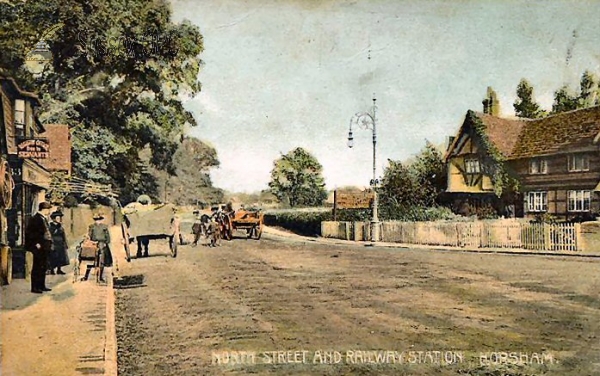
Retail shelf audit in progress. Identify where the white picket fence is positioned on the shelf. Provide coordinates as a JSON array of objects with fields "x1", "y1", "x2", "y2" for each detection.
[{"x1": 321, "y1": 220, "x2": 581, "y2": 251}]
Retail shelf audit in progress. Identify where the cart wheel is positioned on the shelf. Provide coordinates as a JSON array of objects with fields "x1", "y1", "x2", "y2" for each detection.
[
  {"x1": 222, "y1": 216, "x2": 233, "y2": 240},
  {"x1": 121, "y1": 223, "x2": 131, "y2": 262},
  {"x1": 0, "y1": 246, "x2": 12, "y2": 285},
  {"x1": 125, "y1": 242, "x2": 131, "y2": 262},
  {"x1": 254, "y1": 224, "x2": 263, "y2": 240},
  {"x1": 73, "y1": 257, "x2": 80, "y2": 283},
  {"x1": 170, "y1": 236, "x2": 178, "y2": 258}
]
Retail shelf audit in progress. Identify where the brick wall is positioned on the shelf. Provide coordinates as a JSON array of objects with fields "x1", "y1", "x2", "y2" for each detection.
[{"x1": 39, "y1": 123, "x2": 71, "y2": 174}]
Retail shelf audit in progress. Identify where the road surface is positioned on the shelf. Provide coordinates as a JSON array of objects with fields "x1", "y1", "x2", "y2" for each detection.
[{"x1": 115, "y1": 232, "x2": 600, "y2": 376}]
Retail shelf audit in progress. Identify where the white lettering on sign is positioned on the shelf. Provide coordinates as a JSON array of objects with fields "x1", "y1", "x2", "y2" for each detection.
[{"x1": 17, "y1": 139, "x2": 49, "y2": 159}]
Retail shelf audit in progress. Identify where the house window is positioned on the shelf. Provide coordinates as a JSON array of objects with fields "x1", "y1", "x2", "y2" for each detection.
[
  {"x1": 568, "y1": 190, "x2": 591, "y2": 212},
  {"x1": 14, "y1": 99, "x2": 25, "y2": 137},
  {"x1": 529, "y1": 158, "x2": 548, "y2": 174},
  {"x1": 465, "y1": 158, "x2": 480, "y2": 174},
  {"x1": 568, "y1": 154, "x2": 590, "y2": 172},
  {"x1": 526, "y1": 191, "x2": 548, "y2": 212}
]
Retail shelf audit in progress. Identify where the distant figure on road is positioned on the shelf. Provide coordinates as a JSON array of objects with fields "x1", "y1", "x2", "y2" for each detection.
[
  {"x1": 209, "y1": 217, "x2": 221, "y2": 247},
  {"x1": 49, "y1": 210, "x2": 69, "y2": 275},
  {"x1": 171, "y1": 207, "x2": 183, "y2": 245},
  {"x1": 25, "y1": 202, "x2": 53, "y2": 293}
]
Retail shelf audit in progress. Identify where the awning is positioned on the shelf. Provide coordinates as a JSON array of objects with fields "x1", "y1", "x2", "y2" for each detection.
[{"x1": 21, "y1": 159, "x2": 51, "y2": 189}]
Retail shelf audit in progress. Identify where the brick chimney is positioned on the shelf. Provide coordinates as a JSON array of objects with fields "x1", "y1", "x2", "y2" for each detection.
[{"x1": 482, "y1": 87, "x2": 500, "y2": 116}]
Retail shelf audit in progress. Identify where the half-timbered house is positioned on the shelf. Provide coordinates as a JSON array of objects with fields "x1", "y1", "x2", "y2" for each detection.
[{"x1": 445, "y1": 89, "x2": 600, "y2": 220}]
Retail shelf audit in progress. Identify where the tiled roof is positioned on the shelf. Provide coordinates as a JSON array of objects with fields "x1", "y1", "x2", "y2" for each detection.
[
  {"x1": 509, "y1": 105, "x2": 600, "y2": 159},
  {"x1": 474, "y1": 112, "x2": 525, "y2": 157}
]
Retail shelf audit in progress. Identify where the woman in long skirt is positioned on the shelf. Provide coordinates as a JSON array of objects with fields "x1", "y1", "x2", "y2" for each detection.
[{"x1": 49, "y1": 211, "x2": 70, "y2": 275}]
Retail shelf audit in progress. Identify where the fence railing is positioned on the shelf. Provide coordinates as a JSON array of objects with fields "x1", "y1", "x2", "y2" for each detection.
[{"x1": 321, "y1": 220, "x2": 581, "y2": 251}]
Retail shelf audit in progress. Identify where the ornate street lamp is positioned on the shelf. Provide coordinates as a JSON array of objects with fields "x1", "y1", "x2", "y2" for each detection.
[{"x1": 347, "y1": 96, "x2": 380, "y2": 243}]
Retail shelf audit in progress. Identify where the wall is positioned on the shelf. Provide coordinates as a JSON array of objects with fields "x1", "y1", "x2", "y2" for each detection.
[
  {"x1": 447, "y1": 156, "x2": 494, "y2": 194},
  {"x1": 62, "y1": 205, "x2": 119, "y2": 243},
  {"x1": 579, "y1": 222, "x2": 600, "y2": 253},
  {"x1": 21, "y1": 204, "x2": 120, "y2": 280}
]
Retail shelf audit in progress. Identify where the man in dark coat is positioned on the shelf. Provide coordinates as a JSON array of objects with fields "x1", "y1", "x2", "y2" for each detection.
[
  {"x1": 49, "y1": 210, "x2": 69, "y2": 275},
  {"x1": 25, "y1": 201, "x2": 53, "y2": 293}
]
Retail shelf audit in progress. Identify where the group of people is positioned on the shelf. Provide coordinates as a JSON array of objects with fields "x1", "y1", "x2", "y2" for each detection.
[
  {"x1": 191, "y1": 205, "x2": 230, "y2": 247},
  {"x1": 25, "y1": 201, "x2": 113, "y2": 294}
]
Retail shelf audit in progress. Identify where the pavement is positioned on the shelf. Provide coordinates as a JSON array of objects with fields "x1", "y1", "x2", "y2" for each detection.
[
  {"x1": 0, "y1": 226, "x2": 123, "y2": 376},
  {"x1": 1, "y1": 224, "x2": 598, "y2": 376}
]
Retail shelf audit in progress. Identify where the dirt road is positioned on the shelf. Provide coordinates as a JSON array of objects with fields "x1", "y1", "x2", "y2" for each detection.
[{"x1": 115, "y1": 233, "x2": 600, "y2": 376}]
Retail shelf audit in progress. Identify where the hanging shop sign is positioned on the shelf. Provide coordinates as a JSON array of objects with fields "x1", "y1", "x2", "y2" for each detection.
[{"x1": 17, "y1": 138, "x2": 49, "y2": 159}]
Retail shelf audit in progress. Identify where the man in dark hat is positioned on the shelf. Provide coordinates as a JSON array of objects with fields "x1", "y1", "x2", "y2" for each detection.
[
  {"x1": 25, "y1": 201, "x2": 53, "y2": 293},
  {"x1": 49, "y1": 210, "x2": 69, "y2": 275}
]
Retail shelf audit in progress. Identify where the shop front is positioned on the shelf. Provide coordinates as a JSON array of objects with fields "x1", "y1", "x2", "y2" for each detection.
[{"x1": 6, "y1": 156, "x2": 51, "y2": 278}]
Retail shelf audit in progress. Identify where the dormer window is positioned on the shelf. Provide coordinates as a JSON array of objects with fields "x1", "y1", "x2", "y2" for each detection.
[
  {"x1": 568, "y1": 154, "x2": 589, "y2": 172},
  {"x1": 529, "y1": 158, "x2": 548, "y2": 174},
  {"x1": 14, "y1": 99, "x2": 25, "y2": 137},
  {"x1": 465, "y1": 158, "x2": 480, "y2": 174}
]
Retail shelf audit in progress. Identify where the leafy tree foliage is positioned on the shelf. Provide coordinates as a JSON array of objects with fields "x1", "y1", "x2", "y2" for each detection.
[
  {"x1": 268, "y1": 148, "x2": 327, "y2": 207},
  {"x1": 552, "y1": 71, "x2": 599, "y2": 114},
  {"x1": 0, "y1": 0, "x2": 207, "y2": 204},
  {"x1": 379, "y1": 142, "x2": 447, "y2": 219},
  {"x1": 144, "y1": 137, "x2": 223, "y2": 206},
  {"x1": 513, "y1": 79, "x2": 546, "y2": 118},
  {"x1": 552, "y1": 86, "x2": 579, "y2": 114},
  {"x1": 579, "y1": 70, "x2": 599, "y2": 108}
]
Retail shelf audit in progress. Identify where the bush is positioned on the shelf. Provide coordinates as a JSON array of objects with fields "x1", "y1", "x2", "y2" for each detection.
[
  {"x1": 264, "y1": 210, "x2": 330, "y2": 236},
  {"x1": 63, "y1": 195, "x2": 79, "y2": 208},
  {"x1": 379, "y1": 204, "x2": 459, "y2": 221}
]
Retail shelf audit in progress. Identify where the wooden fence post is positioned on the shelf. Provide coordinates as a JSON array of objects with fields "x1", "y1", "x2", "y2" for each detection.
[
  {"x1": 575, "y1": 223, "x2": 581, "y2": 251},
  {"x1": 544, "y1": 223, "x2": 551, "y2": 251}
]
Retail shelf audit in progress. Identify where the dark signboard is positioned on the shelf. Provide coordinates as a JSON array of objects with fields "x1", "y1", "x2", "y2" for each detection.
[
  {"x1": 17, "y1": 138, "x2": 49, "y2": 159},
  {"x1": 336, "y1": 190, "x2": 374, "y2": 209}
]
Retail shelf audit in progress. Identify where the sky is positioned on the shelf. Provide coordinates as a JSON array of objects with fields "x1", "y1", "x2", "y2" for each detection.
[{"x1": 169, "y1": 0, "x2": 600, "y2": 193}]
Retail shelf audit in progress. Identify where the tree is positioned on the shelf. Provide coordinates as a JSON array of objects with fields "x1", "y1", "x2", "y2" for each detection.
[
  {"x1": 551, "y1": 86, "x2": 579, "y2": 114},
  {"x1": 379, "y1": 142, "x2": 446, "y2": 211},
  {"x1": 268, "y1": 148, "x2": 327, "y2": 207},
  {"x1": 145, "y1": 137, "x2": 223, "y2": 205},
  {"x1": 410, "y1": 141, "x2": 447, "y2": 206},
  {"x1": 379, "y1": 160, "x2": 419, "y2": 209},
  {"x1": 579, "y1": 70, "x2": 598, "y2": 108},
  {"x1": 513, "y1": 79, "x2": 545, "y2": 118},
  {"x1": 551, "y1": 71, "x2": 599, "y2": 114},
  {"x1": 0, "y1": 0, "x2": 205, "y2": 203}
]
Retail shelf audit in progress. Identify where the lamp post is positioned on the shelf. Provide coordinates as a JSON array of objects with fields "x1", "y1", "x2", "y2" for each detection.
[{"x1": 347, "y1": 96, "x2": 379, "y2": 243}]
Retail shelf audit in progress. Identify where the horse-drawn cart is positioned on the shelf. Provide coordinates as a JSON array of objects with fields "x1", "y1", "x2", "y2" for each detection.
[
  {"x1": 123, "y1": 203, "x2": 180, "y2": 258},
  {"x1": 226, "y1": 208, "x2": 264, "y2": 240}
]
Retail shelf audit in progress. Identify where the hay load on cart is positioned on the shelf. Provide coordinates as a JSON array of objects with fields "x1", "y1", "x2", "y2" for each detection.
[{"x1": 123, "y1": 202, "x2": 180, "y2": 258}]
